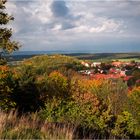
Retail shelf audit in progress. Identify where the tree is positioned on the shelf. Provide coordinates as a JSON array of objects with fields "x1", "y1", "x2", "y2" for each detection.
[
  {"x1": 0, "y1": 0, "x2": 21, "y2": 111},
  {"x1": 46, "y1": 71, "x2": 69, "y2": 99},
  {"x1": 0, "y1": 0, "x2": 20, "y2": 64},
  {"x1": 128, "y1": 87, "x2": 140, "y2": 127}
]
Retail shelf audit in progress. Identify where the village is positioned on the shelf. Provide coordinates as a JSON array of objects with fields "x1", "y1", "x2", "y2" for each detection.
[{"x1": 79, "y1": 60, "x2": 140, "y2": 86}]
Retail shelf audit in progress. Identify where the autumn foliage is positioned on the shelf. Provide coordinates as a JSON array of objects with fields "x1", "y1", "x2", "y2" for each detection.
[{"x1": 0, "y1": 55, "x2": 140, "y2": 139}]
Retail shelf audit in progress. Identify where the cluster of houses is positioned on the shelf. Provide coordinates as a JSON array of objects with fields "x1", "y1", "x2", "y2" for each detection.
[{"x1": 79, "y1": 61, "x2": 140, "y2": 83}]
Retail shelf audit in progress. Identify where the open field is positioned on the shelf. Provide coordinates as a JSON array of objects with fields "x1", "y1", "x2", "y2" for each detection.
[
  {"x1": 116, "y1": 58, "x2": 140, "y2": 62},
  {"x1": 68, "y1": 53, "x2": 140, "y2": 62}
]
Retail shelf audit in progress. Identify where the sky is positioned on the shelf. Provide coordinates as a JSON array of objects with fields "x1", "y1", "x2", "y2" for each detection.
[{"x1": 5, "y1": 0, "x2": 140, "y2": 52}]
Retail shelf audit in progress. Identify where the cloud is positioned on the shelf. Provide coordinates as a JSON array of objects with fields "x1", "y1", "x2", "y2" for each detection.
[
  {"x1": 51, "y1": 1, "x2": 69, "y2": 18},
  {"x1": 5, "y1": 0, "x2": 140, "y2": 52}
]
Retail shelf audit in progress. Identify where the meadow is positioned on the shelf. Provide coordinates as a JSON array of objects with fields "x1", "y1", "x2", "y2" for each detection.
[{"x1": 69, "y1": 53, "x2": 140, "y2": 62}]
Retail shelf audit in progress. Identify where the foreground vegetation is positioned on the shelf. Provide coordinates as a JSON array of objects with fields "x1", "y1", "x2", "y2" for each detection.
[
  {"x1": 1, "y1": 55, "x2": 140, "y2": 139},
  {"x1": 0, "y1": 111, "x2": 75, "y2": 139}
]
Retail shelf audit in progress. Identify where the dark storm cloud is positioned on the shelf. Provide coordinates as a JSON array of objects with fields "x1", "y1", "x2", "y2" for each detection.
[
  {"x1": 51, "y1": 1, "x2": 69, "y2": 18},
  {"x1": 50, "y1": 0, "x2": 81, "y2": 30}
]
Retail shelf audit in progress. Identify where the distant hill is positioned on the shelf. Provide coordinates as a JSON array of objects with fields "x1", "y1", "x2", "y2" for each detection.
[
  {"x1": 14, "y1": 55, "x2": 83, "y2": 75},
  {"x1": 7, "y1": 52, "x2": 140, "y2": 62}
]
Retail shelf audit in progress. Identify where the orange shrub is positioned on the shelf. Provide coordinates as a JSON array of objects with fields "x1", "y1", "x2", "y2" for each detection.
[
  {"x1": 128, "y1": 86, "x2": 140, "y2": 96},
  {"x1": 70, "y1": 77, "x2": 103, "y2": 110}
]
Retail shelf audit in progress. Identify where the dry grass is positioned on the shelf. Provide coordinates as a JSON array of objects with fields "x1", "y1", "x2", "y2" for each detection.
[{"x1": 0, "y1": 110, "x2": 75, "y2": 139}]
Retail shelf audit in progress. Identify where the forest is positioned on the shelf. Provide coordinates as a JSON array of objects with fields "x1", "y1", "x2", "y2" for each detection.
[{"x1": 1, "y1": 0, "x2": 140, "y2": 139}]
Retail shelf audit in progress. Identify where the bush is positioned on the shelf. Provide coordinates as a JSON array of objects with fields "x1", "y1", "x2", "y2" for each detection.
[
  {"x1": 45, "y1": 71, "x2": 69, "y2": 99},
  {"x1": 128, "y1": 86, "x2": 140, "y2": 137},
  {"x1": 111, "y1": 111, "x2": 136, "y2": 139},
  {"x1": 11, "y1": 65, "x2": 44, "y2": 112},
  {"x1": 0, "y1": 65, "x2": 16, "y2": 111}
]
